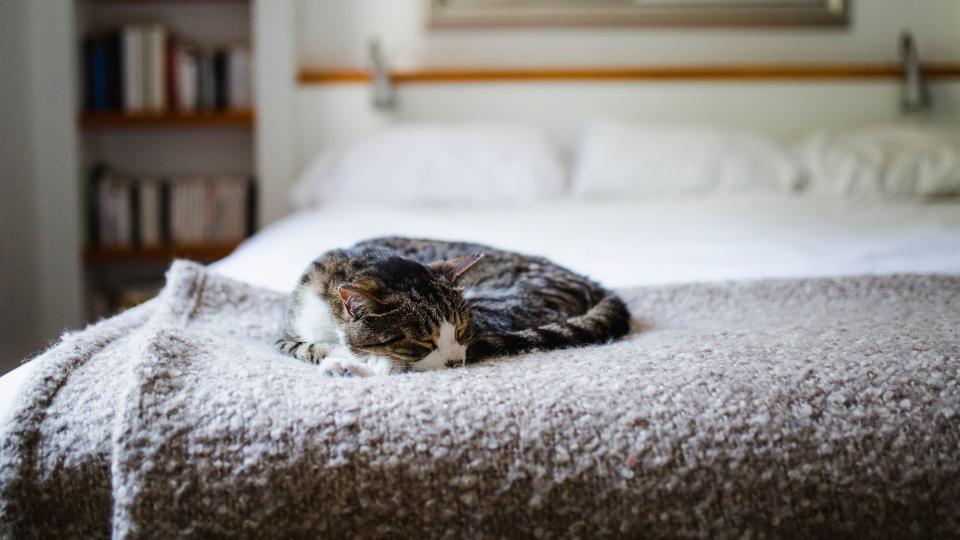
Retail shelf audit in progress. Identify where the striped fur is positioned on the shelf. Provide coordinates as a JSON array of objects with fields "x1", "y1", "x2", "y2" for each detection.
[{"x1": 276, "y1": 237, "x2": 631, "y2": 371}]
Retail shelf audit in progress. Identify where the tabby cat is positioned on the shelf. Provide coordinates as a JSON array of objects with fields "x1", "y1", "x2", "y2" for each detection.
[{"x1": 276, "y1": 237, "x2": 630, "y2": 376}]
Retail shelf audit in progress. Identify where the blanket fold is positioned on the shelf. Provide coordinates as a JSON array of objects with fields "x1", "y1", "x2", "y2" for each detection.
[{"x1": 2, "y1": 261, "x2": 959, "y2": 538}]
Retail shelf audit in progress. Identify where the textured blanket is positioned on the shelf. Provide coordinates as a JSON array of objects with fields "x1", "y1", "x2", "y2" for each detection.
[{"x1": 2, "y1": 261, "x2": 959, "y2": 539}]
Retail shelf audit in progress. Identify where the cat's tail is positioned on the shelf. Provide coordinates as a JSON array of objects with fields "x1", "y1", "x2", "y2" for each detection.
[{"x1": 467, "y1": 293, "x2": 631, "y2": 361}]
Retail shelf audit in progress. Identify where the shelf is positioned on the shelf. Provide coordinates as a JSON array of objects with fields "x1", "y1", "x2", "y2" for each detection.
[
  {"x1": 84, "y1": 243, "x2": 240, "y2": 265},
  {"x1": 85, "y1": 0, "x2": 248, "y2": 4},
  {"x1": 79, "y1": 110, "x2": 254, "y2": 130}
]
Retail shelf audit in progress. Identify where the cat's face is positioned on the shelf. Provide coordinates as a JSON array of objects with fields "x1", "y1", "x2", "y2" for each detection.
[{"x1": 337, "y1": 253, "x2": 482, "y2": 370}]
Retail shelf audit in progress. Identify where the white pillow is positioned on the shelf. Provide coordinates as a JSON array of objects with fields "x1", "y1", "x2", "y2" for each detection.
[
  {"x1": 571, "y1": 121, "x2": 803, "y2": 198},
  {"x1": 292, "y1": 124, "x2": 565, "y2": 207},
  {"x1": 796, "y1": 125, "x2": 960, "y2": 199}
]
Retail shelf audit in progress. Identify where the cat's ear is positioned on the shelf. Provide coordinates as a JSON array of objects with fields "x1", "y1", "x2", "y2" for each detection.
[
  {"x1": 429, "y1": 252, "x2": 484, "y2": 282},
  {"x1": 337, "y1": 283, "x2": 384, "y2": 319}
]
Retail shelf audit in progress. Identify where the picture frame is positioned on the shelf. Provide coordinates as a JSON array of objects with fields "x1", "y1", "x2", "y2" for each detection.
[{"x1": 429, "y1": 0, "x2": 849, "y2": 28}]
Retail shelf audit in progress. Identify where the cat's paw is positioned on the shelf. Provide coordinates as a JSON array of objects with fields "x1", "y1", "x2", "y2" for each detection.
[
  {"x1": 276, "y1": 339, "x2": 332, "y2": 364},
  {"x1": 318, "y1": 357, "x2": 371, "y2": 378},
  {"x1": 295, "y1": 342, "x2": 331, "y2": 363}
]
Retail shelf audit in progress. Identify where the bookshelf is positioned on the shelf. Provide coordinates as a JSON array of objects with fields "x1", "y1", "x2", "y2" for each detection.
[
  {"x1": 77, "y1": 0, "x2": 255, "y2": 318},
  {"x1": 80, "y1": 109, "x2": 254, "y2": 129},
  {"x1": 84, "y1": 243, "x2": 241, "y2": 264}
]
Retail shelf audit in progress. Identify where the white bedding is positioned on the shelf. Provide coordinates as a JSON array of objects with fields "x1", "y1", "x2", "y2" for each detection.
[{"x1": 213, "y1": 195, "x2": 960, "y2": 292}]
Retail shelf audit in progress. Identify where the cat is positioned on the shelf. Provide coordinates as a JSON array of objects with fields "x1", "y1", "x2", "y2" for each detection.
[{"x1": 276, "y1": 237, "x2": 630, "y2": 377}]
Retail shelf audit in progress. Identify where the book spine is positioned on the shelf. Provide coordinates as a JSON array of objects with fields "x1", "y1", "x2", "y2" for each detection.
[
  {"x1": 178, "y1": 48, "x2": 198, "y2": 112},
  {"x1": 213, "y1": 49, "x2": 228, "y2": 111},
  {"x1": 104, "y1": 30, "x2": 123, "y2": 110},
  {"x1": 130, "y1": 180, "x2": 142, "y2": 247},
  {"x1": 169, "y1": 179, "x2": 181, "y2": 244},
  {"x1": 87, "y1": 164, "x2": 106, "y2": 247},
  {"x1": 166, "y1": 35, "x2": 179, "y2": 112},
  {"x1": 160, "y1": 179, "x2": 171, "y2": 245},
  {"x1": 99, "y1": 174, "x2": 134, "y2": 248},
  {"x1": 118, "y1": 176, "x2": 133, "y2": 247},
  {"x1": 193, "y1": 180, "x2": 206, "y2": 244},
  {"x1": 198, "y1": 52, "x2": 215, "y2": 111},
  {"x1": 228, "y1": 47, "x2": 251, "y2": 110},
  {"x1": 143, "y1": 25, "x2": 167, "y2": 113},
  {"x1": 229, "y1": 179, "x2": 246, "y2": 241},
  {"x1": 92, "y1": 38, "x2": 109, "y2": 111},
  {"x1": 206, "y1": 180, "x2": 218, "y2": 242},
  {"x1": 122, "y1": 26, "x2": 144, "y2": 112},
  {"x1": 97, "y1": 179, "x2": 112, "y2": 246},
  {"x1": 139, "y1": 179, "x2": 161, "y2": 247}
]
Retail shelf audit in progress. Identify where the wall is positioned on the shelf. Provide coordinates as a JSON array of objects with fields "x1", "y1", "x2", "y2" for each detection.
[
  {"x1": 0, "y1": 0, "x2": 43, "y2": 372},
  {"x1": 297, "y1": 0, "x2": 960, "y2": 68},
  {"x1": 280, "y1": 0, "x2": 960, "y2": 181},
  {"x1": 0, "y1": 0, "x2": 83, "y2": 375}
]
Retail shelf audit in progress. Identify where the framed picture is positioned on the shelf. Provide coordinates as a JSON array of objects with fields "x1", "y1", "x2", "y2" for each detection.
[{"x1": 429, "y1": 0, "x2": 849, "y2": 27}]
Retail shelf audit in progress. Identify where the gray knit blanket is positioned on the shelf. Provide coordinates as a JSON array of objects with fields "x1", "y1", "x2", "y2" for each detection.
[{"x1": 1, "y1": 261, "x2": 959, "y2": 539}]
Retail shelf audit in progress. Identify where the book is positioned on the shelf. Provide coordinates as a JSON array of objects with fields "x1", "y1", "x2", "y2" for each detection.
[
  {"x1": 207, "y1": 176, "x2": 248, "y2": 242},
  {"x1": 143, "y1": 25, "x2": 167, "y2": 113},
  {"x1": 97, "y1": 174, "x2": 133, "y2": 248},
  {"x1": 139, "y1": 178, "x2": 162, "y2": 248},
  {"x1": 91, "y1": 38, "x2": 109, "y2": 110},
  {"x1": 104, "y1": 30, "x2": 123, "y2": 110},
  {"x1": 84, "y1": 26, "x2": 253, "y2": 116},
  {"x1": 197, "y1": 51, "x2": 216, "y2": 111},
  {"x1": 176, "y1": 46, "x2": 199, "y2": 112},
  {"x1": 213, "y1": 49, "x2": 228, "y2": 111},
  {"x1": 169, "y1": 178, "x2": 189, "y2": 244},
  {"x1": 165, "y1": 35, "x2": 179, "y2": 111},
  {"x1": 122, "y1": 26, "x2": 144, "y2": 112},
  {"x1": 170, "y1": 177, "x2": 208, "y2": 245},
  {"x1": 228, "y1": 47, "x2": 252, "y2": 110},
  {"x1": 85, "y1": 164, "x2": 109, "y2": 247},
  {"x1": 87, "y1": 169, "x2": 256, "y2": 250}
]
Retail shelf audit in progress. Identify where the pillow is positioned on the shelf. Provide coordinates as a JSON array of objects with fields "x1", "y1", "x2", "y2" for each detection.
[
  {"x1": 292, "y1": 123, "x2": 565, "y2": 207},
  {"x1": 796, "y1": 125, "x2": 960, "y2": 199},
  {"x1": 571, "y1": 121, "x2": 803, "y2": 198}
]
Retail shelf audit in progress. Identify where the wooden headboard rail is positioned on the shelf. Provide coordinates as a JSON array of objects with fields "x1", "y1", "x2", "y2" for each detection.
[{"x1": 300, "y1": 63, "x2": 960, "y2": 84}]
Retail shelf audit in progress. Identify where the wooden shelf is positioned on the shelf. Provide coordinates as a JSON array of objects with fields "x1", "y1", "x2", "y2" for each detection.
[
  {"x1": 84, "y1": 243, "x2": 240, "y2": 265},
  {"x1": 85, "y1": 0, "x2": 248, "y2": 4},
  {"x1": 79, "y1": 110, "x2": 254, "y2": 129},
  {"x1": 300, "y1": 63, "x2": 960, "y2": 85}
]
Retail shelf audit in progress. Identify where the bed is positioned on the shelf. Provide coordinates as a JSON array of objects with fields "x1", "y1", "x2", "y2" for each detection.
[
  {"x1": 212, "y1": 195, "x2": 960, "y2": 292},
  {"x1": 3, "y1": 121, "x2": 960, "y2": 537}
]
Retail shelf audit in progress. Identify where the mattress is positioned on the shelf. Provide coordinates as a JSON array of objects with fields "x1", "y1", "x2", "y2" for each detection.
[{"x1": 213, "y1": 195, "x2": 960, "y2": 291}]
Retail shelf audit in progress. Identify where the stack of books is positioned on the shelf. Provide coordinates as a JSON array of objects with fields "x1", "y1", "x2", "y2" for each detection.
[
  {"x1": 82, "y1": 25, "x2": 252, "y2": 114},
  {"x1": 88, "y1": 167, "x2": 256, "y2": 249}
]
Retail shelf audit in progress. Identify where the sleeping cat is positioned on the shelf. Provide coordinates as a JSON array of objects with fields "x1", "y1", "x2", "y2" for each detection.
[{"x1": 276, "y1": 237, "x2": 630, "y2": 376}]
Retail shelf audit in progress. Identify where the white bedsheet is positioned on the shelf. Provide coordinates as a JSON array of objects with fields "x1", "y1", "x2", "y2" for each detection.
[{"x1": 213, "y1": 195, "x2": 960, "y2": 292}]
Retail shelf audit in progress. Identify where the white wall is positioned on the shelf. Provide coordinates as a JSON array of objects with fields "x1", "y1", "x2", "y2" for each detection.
[
  {"x1": 282, "y1": 0, "x2": 960, "y2": 177},
  {"x1": 297, "y1": 0, "x2": 960, "y2": 68},
  {"x1": 0, "y1": 0, "x2": 83, "y2": 375},
  {"x1": 0, "y1": 0, "x2": 43, "y2": 372}
]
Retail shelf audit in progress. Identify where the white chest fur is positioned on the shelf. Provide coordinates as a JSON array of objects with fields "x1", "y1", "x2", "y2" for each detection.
[{"x1": 292, "y1": 288, "x2": 340, "y2": 344}]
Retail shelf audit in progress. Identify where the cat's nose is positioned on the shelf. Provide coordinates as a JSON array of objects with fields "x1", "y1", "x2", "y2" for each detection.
[{"x1": 444, "y1": 359, "x2": 463, "y2": 368}]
